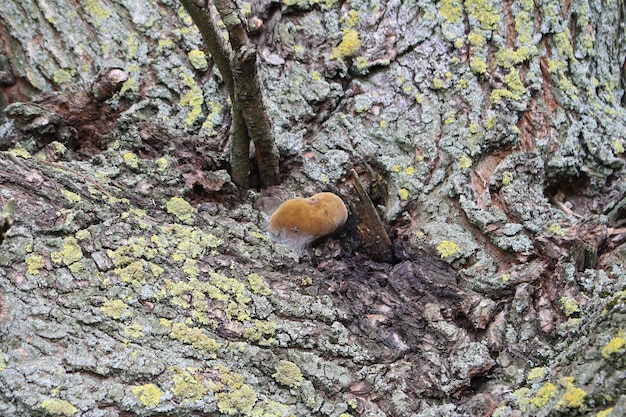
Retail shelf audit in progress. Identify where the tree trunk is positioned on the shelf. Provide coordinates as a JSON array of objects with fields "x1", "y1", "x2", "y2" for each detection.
[{"x1": 0, "y1": 0, "x2": 626, "y2": 416}]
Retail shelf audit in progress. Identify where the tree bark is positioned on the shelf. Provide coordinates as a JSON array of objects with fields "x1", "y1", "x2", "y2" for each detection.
[{"x1": 0, "y1": 0, "x2": 626, "y2": 416}]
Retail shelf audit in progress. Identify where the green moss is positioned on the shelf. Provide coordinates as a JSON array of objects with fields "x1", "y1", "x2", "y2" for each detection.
[
  {"x1": 169, "y1": 322, "x2": 220, "y2": 355},
  {"x1": 247, "y1": 273, "x2": 271, "y2": 296},
  {"x1": 40, "y1": 399, "x2": 78, "y2": 416},
  {"x1": 26, "y1": 254, "x2": 46, "y2": 275},
  {"x1": 330, "y1": 29, "x2": 361, "y2": 60},
  {"x1": 217, "y1": 384, "x2": 257, "y2": 415},
  {"x1": 166, "y1": 197, "x2": 195, "y2": 225},
  {"x1": 50, "y1": 237, "x2": 83, "y2": 267},
  {"x1": 131, "y1": 383, "x2": 162, "y2": 407},
  {"x1": 436, "y1": 240, "x2": 461, "y2": 259},
  {"x1": 101, "y1": 299, "x2": 130, "y2": 320},
  {"x1": 188, "y1": 50, "x2": 208, "y2": 71},
  {"x1": 273, "y1": 360, "x2": 304, "y2": 388}
]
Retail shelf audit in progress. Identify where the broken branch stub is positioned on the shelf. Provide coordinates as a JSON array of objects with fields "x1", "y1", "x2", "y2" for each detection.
[{"x1": 348, "y1": 170, "x2": 393, "y2": 263}]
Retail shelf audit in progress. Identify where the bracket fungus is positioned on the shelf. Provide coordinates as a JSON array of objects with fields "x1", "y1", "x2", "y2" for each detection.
[{"x1": 269, "y1": 192, "x2": 348, "y2": 250}]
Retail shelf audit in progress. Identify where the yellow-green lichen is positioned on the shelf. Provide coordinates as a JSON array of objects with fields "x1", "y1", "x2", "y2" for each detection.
[
  {"x1": 330, "y1": 29, "x2": 361, "y2": 60},
  {"x1": 53, "y1": 69, "x2": 74, "y2": 85},
  {"x1": 61, "y1": 190, "x2": 81, "y2": 204},
  {"x1": 250, "y1": 399, "x2": 294, "y2": 417},
  {"x1": 601, "y1": 330, "x2": 625, "y2": 358},
  {"x1": 613, "y1": 139, "x2": 624, "y2": 154},
  {"x1": 127, "y1": 32, "x2": 139, "y2": 59},
  {"x1": 243, "y1": 319, "x2": 277, "y2": 344},
  {"x1": 470, "y1": 57, "x2": 488, "y2": 74},
  {"x1": 440, "y1": 0, "x2": 463, "y2": 23},
  {"x1": 459, "y1": 154, "x2": 473, "y2": 169},
  {"x1": 247, "y1": 273, "x2": 271, "y2": 296},
  {"x1": 491, "y1": 69, "x2": 526, "y2": 102},
  {"x1": 169, "y1": 322, "x2": 220, "y2": 354},
  {"x1": 560, "y1": 296, "x2": 580, "y2": 316},
  {"x1": 26, "y1": 254, "x2": 46, "y2": 275},
  {"x1": 467, "y1": 31, "x2": 485, "y2": 46},
  {"x1": 179, "y1": 68, "x2": 204, "y2": 126},
  {"x1": 188, "y1": 50, "x2": 208, "y2": 71},
  {"x1": 548, "y1": 224, "x2": 565, "y2": 236},
  {"x1": 158, "y1": 38, "x2": 174, "y2": 51},
  {"x1": 343, "y1": 10, "x2": 360, "y2": 27},
  {"x1": 597, "y1": 408, "x2": 614, "y2": 417},
  {"x1": 85, "y1": 0, "x2": 111, "y2": 25},
  {"x1": 50, "y1": 237, "x2": 83, "y2": 267},
  {"x1": 8, "y1": 147, "x2": 32, "y2": 159},
  {"x1": 436, "y1": 240, "x2": 461, "y2": 259},
  {"x1": 217, "y1": 384, "x2": 257, "y2": 415},
  {"x1": 155, "y1": 157, "x2": 169, "y2": 172},
  {"x1": 132, "y1": 383, "x2": 162, "y2": 407},
  {"x1": 122, "y1": 152, "x2": 141, "y2": 171},
  {"x1": 101, "y1": 299, "x2": 131, "y2": 320},
  {"x1": 502, "y1": 170, "x2": 513, "y2": 186},
  {"x1": 166, "y1": 197, "x2": 195, "y2": 225},
  {"x1": 557, "y1": 377, "x2": 586, "y2": 410},
  {"x1": 272, "y1": 360, "x2": 304, "y2": 388},
  {"x1": 532, "y1": 382, "x2": 558, "y2": 408},
  {"x1": 124, "y1": 323, "x2": 144, "y2": 338},
  {"x1": 170, "y1": 366, "x2": 218, "y2": 400},
  {"x1": 114, "y1": 260, "x2": 146, "y2": 286},
  {"x1": 183, "y1": 258, "x2": 200, "y2": 279},
  {"x1": 75, "y1": 229, "x2": 91, "y2": 241},
  {"x1": 40, "y1": 399, "x2": 78, "y2": 416},
  {"x1": 527, "y1": 367, "x2": 547, "y2": 381},
  {"x1": 465, "y1": 0, "x2": 501, "y2": 30}
]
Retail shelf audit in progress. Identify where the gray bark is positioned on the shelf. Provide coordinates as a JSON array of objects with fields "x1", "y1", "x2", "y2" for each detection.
[{"x1": 0, "y1": 0, "x2": 625, "y2": 416}]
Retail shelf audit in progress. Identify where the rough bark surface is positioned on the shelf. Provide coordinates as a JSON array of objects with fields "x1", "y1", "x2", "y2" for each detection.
[{"x1": 0, "y1": 0, "x2": 626, "y2": 416}]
